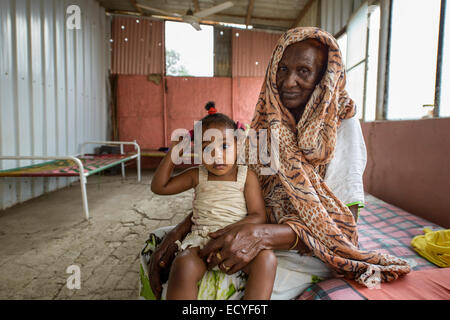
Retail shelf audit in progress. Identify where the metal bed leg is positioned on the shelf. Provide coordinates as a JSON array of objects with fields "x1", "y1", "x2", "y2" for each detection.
[
  {"x1": 73, "y1": 158, "x2": 90, "y2": 220},
  {"x1": 80, "y1": 175, "x2": 89, "y2": 220},
  {"x1": 137, "y1": 151, "x2": 141, "y2": 182},
  {"x1": 135, "y1": 140, "x2": 141, "y2": 182},
  {"x1": 120, "y1": 144, "x2": 125, "y2": 179}
]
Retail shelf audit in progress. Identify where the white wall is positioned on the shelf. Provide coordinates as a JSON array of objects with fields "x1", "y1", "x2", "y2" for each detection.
[{"x1": 0, "y1": 0, "x2": 109, "y2": 210}]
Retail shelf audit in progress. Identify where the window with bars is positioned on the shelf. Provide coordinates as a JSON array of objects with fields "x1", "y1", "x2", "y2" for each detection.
[
  {"x1": 387, "y1": 0, "x2": 441, "y2": 120},
  {"x1": 165, "y1": 21, "x2": 214, "y2": 77},
  {"x1": 340, "y1": 0, "x2": 449, "y2": 121},
  {"x1": 341, "y1": 2, "x2": 380, "y2": 121}
]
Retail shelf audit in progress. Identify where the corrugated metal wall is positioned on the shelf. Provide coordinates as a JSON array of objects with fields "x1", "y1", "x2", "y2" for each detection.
[
  {"x1": 232, "y1": 28, "x2": 281, "y2": 77},
  {"x1": 296, "y1": 0, "x2": 320, "y2": 28},
  {"x1": 296, "y1": 0, "x2": 365, "y2": 35},
  {"x1": 111, "y1": 17, "x2": 163, "y2": 75},
  {"x1": 0, "y1": 0, "x2": 109, "y2": 210},
  {"x1": 214, "y1": 27, "x2": 232, "y2": 77},
  {"x1": 110, "y1": 19, "x2": 281, "y2": 78},
  {"x1": 321, "y1": 0, "x2": 364, "y2": 35}
]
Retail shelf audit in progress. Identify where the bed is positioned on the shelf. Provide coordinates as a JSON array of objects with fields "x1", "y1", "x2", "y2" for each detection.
[
  {"x1": 0, "y1": 140, "x2": 141, "y2": 220},
  {"x1": 297, "y1": 194, "x2": 449, "y2": 300}
]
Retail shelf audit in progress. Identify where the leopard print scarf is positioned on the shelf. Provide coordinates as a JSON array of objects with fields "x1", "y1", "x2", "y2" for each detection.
[{"x1": 248, "y1": 27, "x2": 410, "y2": 286}]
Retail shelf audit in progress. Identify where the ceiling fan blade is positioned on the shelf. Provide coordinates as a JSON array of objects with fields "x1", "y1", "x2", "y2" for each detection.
[
  {"x1": 190, "y1": 22, "x2": 202, "y2": 31},
  {"x1": 136, "y1": 3, "x2": 182, "y2": 18},
  {"x1": 193, "y1": 1, "x2": 234, "y2": 18}
]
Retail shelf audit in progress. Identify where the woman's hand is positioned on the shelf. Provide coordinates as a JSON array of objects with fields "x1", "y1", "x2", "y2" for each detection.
[
  {"x1": 348, "y1": 204, "x2": 359, "y2": 222},
  {"x1": 199, "y1": 222, "x2": 311, "y2": 275},
  {"x1": 148, "y1": 212, "x2": 193, "y2": 299},
  {"x1": 148, "y1": 233, "x2": 179, "y2": 300},
  {"x1": 199, "y1": 223, "x2": 266, "y2": 275}
]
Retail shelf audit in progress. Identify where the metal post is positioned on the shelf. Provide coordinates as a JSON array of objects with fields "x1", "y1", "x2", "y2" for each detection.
[
  {"x1": 434, "y1": 0, "x2": 447, "y2": 117},
  {"x1": 375, "y1": 0, "x2": 393, "y2": 120},
  {"x1": 120, "y1": 143, "x2": 125, "y2": 178},
  {"x1": 135, "y1": 140, "x2": 141, "y2": 182},
  {"x1": 78, "y1": 171, "x2": 90, "y2": 220},
  {"x1": 71, "y1": 156, "x2": 90, "y2": 220}
]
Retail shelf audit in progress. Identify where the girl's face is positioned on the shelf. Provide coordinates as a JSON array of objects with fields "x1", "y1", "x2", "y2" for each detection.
[{"x1": 201, "y1": 123, "x2": 237, "y2": 177}]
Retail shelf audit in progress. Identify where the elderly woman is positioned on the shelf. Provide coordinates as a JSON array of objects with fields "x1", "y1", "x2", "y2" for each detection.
[{"x1": 139, "y1": 27, "x2": 410, "y2": 300}]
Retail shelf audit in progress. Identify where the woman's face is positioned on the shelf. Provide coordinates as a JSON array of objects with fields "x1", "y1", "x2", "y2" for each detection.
[{"x1": 276, "y1": 39, "x2": 328, "y2": 112}]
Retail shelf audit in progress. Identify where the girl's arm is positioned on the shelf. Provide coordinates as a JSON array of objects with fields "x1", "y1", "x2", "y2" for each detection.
[{"x1": 151, "y1": 143, "x2": 198, "y2": 195}]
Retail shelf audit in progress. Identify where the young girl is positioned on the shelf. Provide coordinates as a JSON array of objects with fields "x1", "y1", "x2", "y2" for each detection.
[{"x1": 151, "y1": 105, "x2": 277, "y2": 300}]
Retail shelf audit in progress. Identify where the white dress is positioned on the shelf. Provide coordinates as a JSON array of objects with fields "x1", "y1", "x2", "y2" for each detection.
[{"x1": 176, "y1": 165, "x2": 249, "y2": 251}]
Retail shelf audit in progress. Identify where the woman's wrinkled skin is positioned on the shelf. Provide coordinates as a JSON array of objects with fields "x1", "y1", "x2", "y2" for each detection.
[
  {"x1": 148, "y1": 39, "x2": 358, "y2": 299},
  {"x1": 276, "y1": 39, "x2": 328, "y2": 122}
]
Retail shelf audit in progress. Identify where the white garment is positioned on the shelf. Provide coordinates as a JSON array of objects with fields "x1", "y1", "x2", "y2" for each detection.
[
  {"x1": 325, "y1": 116, "x2": 367, "y2": 206},
  {"x1": 271, "y1": 251, "x2": 332, "y2": 300}
]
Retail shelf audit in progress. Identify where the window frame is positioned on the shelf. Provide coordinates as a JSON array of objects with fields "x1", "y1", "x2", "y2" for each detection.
[
  {"x1": 164, "y1": 21, "x2": 215, "y2": 78},
  {"x1": 434, "y1": 0, "x2": 447, "y2": 117},
  {"x1": 337, "y1": 1, "x2": 380, "y2": 122},
  {"x1": 341, "y1": 0, "x2": 448, "y2": 121}
]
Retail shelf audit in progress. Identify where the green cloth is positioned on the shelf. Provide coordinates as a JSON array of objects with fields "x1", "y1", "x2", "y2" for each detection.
[{"x1": 139, "y1": 232, "x2": 247, "y2": 300}]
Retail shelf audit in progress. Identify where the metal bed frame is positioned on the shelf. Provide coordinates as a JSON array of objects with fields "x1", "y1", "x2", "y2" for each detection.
[{"x1": 0, "y1": 140, "x2": 141, "y2": 220}]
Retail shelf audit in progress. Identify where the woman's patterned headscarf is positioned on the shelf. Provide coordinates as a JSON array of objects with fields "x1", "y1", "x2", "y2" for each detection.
[{"x1": 249, "y1": 27, "x2": 410, "y2": 286}]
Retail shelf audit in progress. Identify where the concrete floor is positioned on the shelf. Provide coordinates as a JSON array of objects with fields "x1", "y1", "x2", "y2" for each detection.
[{"x1": 0, "y1": 169, "x2": 193, "y2": 300}]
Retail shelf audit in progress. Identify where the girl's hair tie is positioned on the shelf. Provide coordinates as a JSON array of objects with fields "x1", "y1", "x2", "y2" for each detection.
[
  {"x1": 236, "y1": 121, "x2": 245, "y2": 131},
  {"x1": 205, "y1": 101, "x2": 217, "y2": 115}
]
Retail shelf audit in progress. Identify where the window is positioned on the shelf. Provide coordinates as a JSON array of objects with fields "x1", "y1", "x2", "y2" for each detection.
[
  {"x1": 364, "y1": 5, "x2": 381, "y2": 122},
  {"x1": 343, "y1": 2, "x2": 380, "y2": 121},
  {"x1": 387, "y1": 0, "x2": 441, "y2": 120},
  {"x1": 345, "y1": 3, "x2": 368, "y2": 120},
  {"x1": 337, "y1": 33, "x2": 347, "y2": 67},
  {"x1": 440, "y1": 1, "x2": 450, "y2": 117},
  {"x1": 165, "y1": 21, "x2": 214, "y2": 77}
]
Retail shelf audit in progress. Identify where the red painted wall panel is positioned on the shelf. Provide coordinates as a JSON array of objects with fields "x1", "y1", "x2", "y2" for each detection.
[
  {"x1": 166, "y1": 77, "x2": 232, "y2": 142},
  {"x1": 117, "y1": 75, "x2": 164, "y2": 149},
  {"x1": 117, "y1": 75, "x2": 265, "y2": 167},
  {"x1": 232, "y1": 77, "x2": 265, "y2": 125},
  {"x1": 232, "y1": 28, "x2": 280, "y2": 77}
]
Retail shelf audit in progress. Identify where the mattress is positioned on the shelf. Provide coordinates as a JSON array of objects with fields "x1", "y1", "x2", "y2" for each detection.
[
  {"x1": 297, "y1": 194, "x2": 448, "y2": 300},
  {"x1": 0, "y1": 153, "x2": 137, "y2": 177}
]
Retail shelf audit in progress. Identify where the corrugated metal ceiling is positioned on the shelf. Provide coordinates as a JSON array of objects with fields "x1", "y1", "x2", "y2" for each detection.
[{"x1": 97, "y1": 0, "x2": 311, "y2": 31}]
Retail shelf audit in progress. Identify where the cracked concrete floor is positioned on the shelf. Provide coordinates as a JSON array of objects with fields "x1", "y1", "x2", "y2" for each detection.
[{"x1": 0, "y1": 169, "x2": 193, "y2": 300}]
